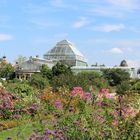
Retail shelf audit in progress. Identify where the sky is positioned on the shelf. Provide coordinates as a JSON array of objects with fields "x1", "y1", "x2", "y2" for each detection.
[{"x1": 0, "y1": 0, "x2": 140, "y2": 67}]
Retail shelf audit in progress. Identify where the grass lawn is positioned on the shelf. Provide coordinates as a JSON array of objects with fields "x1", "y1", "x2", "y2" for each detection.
[
  {"x1": 0, "y1": 123, "x2": 34, "y2": 140},
  {"x1": 0, "y1": 115, "x2": 52, "y2": 140}
]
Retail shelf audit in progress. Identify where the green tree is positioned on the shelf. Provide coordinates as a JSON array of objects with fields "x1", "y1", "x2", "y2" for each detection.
[
  {"x1": 51, "y1": 71, "x2": 109, "y2": 91},
  {"x1": 52, "y1": 62, "x2": 72, "y2": 77},
  {"x1": 130, "y1": 79, "x2": 140, "y2": 93},
  {"x1": 77, "y1": 71, "x2": 102, "y2": 80},
  {"x1": 102, "y1": 68, "x2": 130, "y2": 86},
  {"x1": 76, "y1": 71, "x2": 109, "y2": 91},
  {"x1": 0, "y1": 63, "x2": 15, "y2": 79},
  {"x1": 40, "y1": 64, "x2": 53, "y2": 80},
  {"x1": 116, "y1": 81, "x2": 130, "y2": 96}
]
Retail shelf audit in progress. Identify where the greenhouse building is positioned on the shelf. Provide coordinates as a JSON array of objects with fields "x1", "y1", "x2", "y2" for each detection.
[
  {"x1": 43, "y1": 40, "x2": 88, "y2": 67},
  {"x1": 15, "y1": 39, "x2": 140, "y2": 79}
]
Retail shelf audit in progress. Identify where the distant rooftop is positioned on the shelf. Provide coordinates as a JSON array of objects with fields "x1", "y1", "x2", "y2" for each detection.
[{"x1": 120, "y1": 60, "x2": 128, "y2": 67}]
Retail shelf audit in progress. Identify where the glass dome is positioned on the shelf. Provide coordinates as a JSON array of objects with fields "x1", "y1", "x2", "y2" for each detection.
[{"x1": 44, "y1": 40, "x2": 87, "y2": 67}]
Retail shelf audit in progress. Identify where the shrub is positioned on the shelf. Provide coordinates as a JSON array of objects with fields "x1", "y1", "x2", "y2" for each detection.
[
  {"x1": 52, "y1": 62, "x2": 72, "y2": 77},
  {"x1": 51, "y1": 74, "x2": 77, "y2": 90},
  {"x1": 30, "y1": 73, "x2": 49, "y2": 90},
  {"x1": 102, "y1": 68, "x2": 130, "y2": 86},
  {"x1": 116, "y1": 81, "x2": 130, "y2": 96},
  {"x1": 40, "y1": 64, "x2": 53, "y2": 80},
  {"x1": 6, "y1": 83, "x2": 34, "y2": 97},
  {"x1": 131, "y1": 81, "x2": 140, "y2": 93}
]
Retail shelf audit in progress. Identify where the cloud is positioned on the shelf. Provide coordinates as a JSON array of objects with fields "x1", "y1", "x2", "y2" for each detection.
[
  {"x1": 109, "y1": 47, "x2": 123, "y2": 54},
  {"x1": 0, "y1": 34, "x2": 13, "y2": 41},
  {"x1": 92, "y1": 24, "x2": 125, "y2": 32},
  {"x1": 73, "y1": 17, "x2": 90, "y2": 28}
]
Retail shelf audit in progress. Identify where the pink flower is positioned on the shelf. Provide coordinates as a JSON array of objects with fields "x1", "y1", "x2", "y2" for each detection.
[
  {"x1": 97, "y1": 108, "x2": 103, "y2": 113},
  {"x1": 112, "y1": 119, "x2": 118, "y2": 126},
  {"x1": 70, "y1": 87, "x2": 85, "y2": 98},
  {"x1": 55, "y1": 100, "x2": 63, "y2": 109},
  {"x1": 96, "y1": 101, "x2": 103, "y2": 107},
  {"x1": 98, "y1": 88, "x2": 110, "y2": 99},
  {"x1": 83, "y1": 92, "x2": 92, "y2": 102},
  {"x1": 122, "y1": 107, "x2": 138, "y2": 118}
]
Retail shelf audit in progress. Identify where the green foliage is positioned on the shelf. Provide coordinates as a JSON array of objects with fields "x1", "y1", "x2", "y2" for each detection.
[
  {"x1": 0, "y1": 63, "x2": 15, "y2": 79},
  {"x1": 51, "y1": 73, "x2": 93, "y2": 91},
  {"x1": 5, "y1": 80, "x2": 40, "y2": 110},
  {"x1": 130, "y1": 79, "x2": 140, "y2": 93},
  {"x1": 130, "y1": 78, "x2": 140, "y2": 85},
  {"x1": 116, "y1": 81, "x2": 130, "y2": 96},
  {"x1": 77, "y1": 71, "x2": 109, "y2": 90},
  {"x1": 51, "y1": 71, "x2": 109, "y2": 91},
  {"x1": 40, "y1": 64, "x2": 53, "y2": 80},
  {"x1": 6, "y1": 82, "x2": 34, "y2": 97},
  {"x1": 0, "y1": 123, "x2": 35, "y2": 140},
  {"x1": 52, "y1": 62, "x2": 72, "y2": 76},
  {"x1": 77, "y1": 71, "x2": 102, "y2": 78},
  {"x1": 50, "y1": 62, "x2": 74, "y2": 90},
  {"x1": 51, "y1": 74, "x2": 77, "y2": 90},
  {"x1": 102, "y1": 68, "x2": 130, "y2": 86},
  {"x1": 30, "y1": 73, "x2": 49, "y2": 90}
]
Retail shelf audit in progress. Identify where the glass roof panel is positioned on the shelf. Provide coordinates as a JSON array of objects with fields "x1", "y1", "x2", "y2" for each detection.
[{"x1": 44, "y1": 40, "x2": 87, "y2": 62}]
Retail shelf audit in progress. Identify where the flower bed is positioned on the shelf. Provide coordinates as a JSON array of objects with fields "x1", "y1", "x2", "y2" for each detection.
[{"x1": 0, "y1": 87, "x2": 140, "y2": 139}]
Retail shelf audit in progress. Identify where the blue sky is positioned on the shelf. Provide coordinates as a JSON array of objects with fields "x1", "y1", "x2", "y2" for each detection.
[{"x1": 0, "y1": 0, "x2": 140, "y2": 66}]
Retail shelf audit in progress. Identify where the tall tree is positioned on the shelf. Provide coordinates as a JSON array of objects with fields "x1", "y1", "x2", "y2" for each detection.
[
  {"x1": 40, "y1": 64, "x2": 53, "y2": 79},
  {"x1": 102, "y1": 68, "x2": 130, "y2": 86},
  {"x1": 0, "y1": 63, "x2": 15, "y2": 79},
  {"x1": 52, "y1": 62, "x2": 72, "y2": 77}
]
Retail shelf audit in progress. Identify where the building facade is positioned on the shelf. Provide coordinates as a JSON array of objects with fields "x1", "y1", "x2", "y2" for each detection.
[{"x1": 15, "y1": 56, "x2": 54, "y2": 79}]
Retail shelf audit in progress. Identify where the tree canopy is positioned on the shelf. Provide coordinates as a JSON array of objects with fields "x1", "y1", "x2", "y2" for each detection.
[
  {"x1": 40, "y1": 64, "x2": 53, "y2": 80},
  {"x1": 52, "y1": 62, "x2": 72, "y2": 77},
  {"x1": 0, "y1": 62, "x2": 15, "y2": 79},
  {"x1": 102, "y1": 68, "x2": 130, "y2": 86}
]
